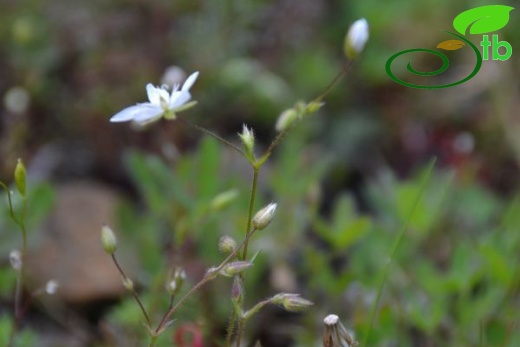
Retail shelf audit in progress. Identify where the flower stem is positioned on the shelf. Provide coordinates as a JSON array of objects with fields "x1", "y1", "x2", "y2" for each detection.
[
  {"x1": 111, "y1": 254, "x2": 152, "y2": 328},
  {"x1": 154, "y1": 229, "x2": 257, "y2": 336},
  {"x1": 362, "y1": 158, "x2": 436, "y2": 347},
  {"x1": 241, "y1": 167, "x2": 259, "y2": 260}
]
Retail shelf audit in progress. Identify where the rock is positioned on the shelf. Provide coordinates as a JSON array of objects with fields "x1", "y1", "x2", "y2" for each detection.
[{"x1": 27, "y1": 181, "x2": 135, "y2": 303}]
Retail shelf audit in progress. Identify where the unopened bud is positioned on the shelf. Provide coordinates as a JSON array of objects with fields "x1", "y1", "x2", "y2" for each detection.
[
  {"x1": 272, "y1": 293, "x2": 313, "y2": 312},
  {"x1": 14, "y1": 159, "x2": 27, "y2": 196},
  {"x1": 252, "y1": 203, "x2": 277, "y2": 230},
  {"x1": 219, "y1": 235, "x2": 237, "y2": 254},
  {"x1": 210, "y1": 189, "x2": 239, "y2": 211},
  {"x1": 344, "y1": 18, "x2": 369, "y2": 60},
  {"x1": 9, "y1": 250, "x2": 22, "y2": 271},
  {"x1": 275, "y1": 108, "x2": 299, "y2": 132},
  {"x1": 45, "y1": 280, "x2": 59, "y2": 295},
  {"x1": 220, "y1": 261, "x2": 253, "y2": 277},
  {"x1": 231, "y1": 275, "x2": 244, "y2": 303},
  {"x1": 239, "y1": 124, "x2": 255, "y2": 160},
  {"x1": 305, "y1": 100, "x2": 324, "y2": 114},
  {"x1": 122, "y1": 278, "x2": 134, "y2": 291},
  {"x1": 167, "y1": 269, "x2": 186, "y2": 296},
  {"x1": 101, "y1": 225, "x2": 117, "y2": 255},
  {"x1": 323, "y1": 314, "x2": 358, "y2": 347}
]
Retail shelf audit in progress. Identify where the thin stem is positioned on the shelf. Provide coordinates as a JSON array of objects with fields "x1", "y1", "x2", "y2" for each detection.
[
  {"x1": 234, "y1": 317, "x2": 245, "y2": 347},
  {"x1": 314, "y1": 60, "x2": 353, "y2": 103},
  {"x1": 362, "y1": 158, "x2": 436, "y2": 347},
  {"x1": 111, "y1": 254, "x2": 152, "y2": 327},
  {"x1": 154, "y1": 229, "x2": 257, "y2": 335},
  {"x1": 242, "y1": 168, "x2": 259, "y2": 260},
  {"x1": 177, "y1": 117, "x2": 245, "y2": 156},
  {"x1": 224, "y1": 307, "x2": 237, "y2": 347}
]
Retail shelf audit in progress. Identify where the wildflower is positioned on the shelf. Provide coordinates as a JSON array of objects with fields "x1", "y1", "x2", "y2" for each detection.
[
  {"x1": 218, "y1": 235, "x2": 237, "y2": 254},
  {"x1": 344, "y1": 18, "x2": 369, "y2": 60},
  {"x1": 110, "y1": 71, "x2": 199, "y2": 125},
  {"x1": 252, "y1": 203, "x2": 277, "y2": 230},
  {"x1": 323, "y1": 314, "x2": 358, "y2": 347}
]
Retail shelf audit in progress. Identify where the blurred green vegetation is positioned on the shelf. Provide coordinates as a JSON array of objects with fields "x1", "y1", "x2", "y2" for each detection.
[{"x1": 1, "y1": 0, "x2": 519, "y2": 346}]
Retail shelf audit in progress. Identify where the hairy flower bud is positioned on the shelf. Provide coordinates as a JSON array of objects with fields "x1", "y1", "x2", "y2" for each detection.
[
  {"x1": 167, "y1": 269, "x2": 186, "y2": 296},
  {"x1": 219, "y1": 235, "x2": 237, "y2": 254},
  {"x1": 275, "y1": 108, "x2": 299, "y2": 132},
  {"x1": 101, "y1": 225, "x2": 117, "y2": 255},
  {"x1": 252, "y1": 203, "x2": 277, "y2": 230},
  {"x1": 231, "y1": 275, "x2": 244, "y2": 303},
  {"x1": 239, "y1": 124, "x2": 255, "y2": 160},
  {"x1": 14, "y1": 158, "x2": 27, "y2": 196},
  {"x1": 220, "y1": 261, "x2": 253, "y2": 277},
  {"x1": 271, "y1": 293, "x2": 313, "y2": 312},
  {"x1": 344, "y1": 18, "x2": 369, "y2": 60}
]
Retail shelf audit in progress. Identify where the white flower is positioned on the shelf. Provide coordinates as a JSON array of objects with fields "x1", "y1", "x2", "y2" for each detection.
[
  {"x1": 345, "y1": 18, "x2": 369, "y2": 59},
  {"x1": 9, "y1": 250, "x2": 22, "y2": 271},
  {"x1": 110, "y1": 71, "x2": 199, "y2": 125},
  {"x1": 252, "y1": 202, "x2": 277, "y2": 230}
]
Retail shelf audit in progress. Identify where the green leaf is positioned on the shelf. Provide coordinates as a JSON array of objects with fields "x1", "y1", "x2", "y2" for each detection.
[{"x1": 453, "y1": 5, "x2": 515, "y2": 35}]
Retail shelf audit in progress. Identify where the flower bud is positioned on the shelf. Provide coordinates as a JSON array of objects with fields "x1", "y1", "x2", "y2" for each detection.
[
  {"x1": 218, "y1": 235, "x2": 237, "y2": 254},
  {"x1": 9, "y1": 250, "x2": 22, "y2": 271},
  {"x1": 305, "y1": 100, "x2": 324, "y2": 114},
  {"x1": 271, "y1": 293, "x2": 313, "y2": 312},
  {"x1": 45, "y1": 280, "x2": 59, "y2": 295},
  {"x1": 252, "y1": 203, "x2": 277, "y2": 230},
  {"x1": 323, "y1": 314, "x2": 358, "y2": 347},
  {"x1": 239, "y1": 124, "x2": 255, "y2": 160},
  {"x1": 220, "y1": 261, "x2": 253, "y2": 277},
  {"x1": 122, "y1": 278, "x2": 134, "y2": 291},
  {"x1": 167, "y1": 269, "x2": 186, "y2": 296},
  {"x1": 231, "y1": 275, "x2": 244, "y2": 303},
  {"x1": 344, "y1": 18, "x2": 369, "y2": 60},
  {"x1": 14, "y1": 158, "x2": 27, "y2": 196},
  {"x1": 210, "y1": 189, "x2": 239, "y2": 211},
  {"x1": 275, "y1": 108, "x2": 299, "y2": 132},
  {"x1": 101, "y1": 225, "x2": 117, "y2": 255}
]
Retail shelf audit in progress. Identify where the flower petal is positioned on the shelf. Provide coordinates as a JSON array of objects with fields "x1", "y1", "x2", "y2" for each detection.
[
  {"x1": 181, "y1": 71, "x2": 199, "y2": 92},
  {"x1": 169, "y1": 91, "x2": 191, "y2": 109},
  {"x1": 132, "y1": 105, "x2": 164, "y2": 124},
  {"x1": 110, "y1": 104, "x2": 156, "y2": 122},
  {"x1": 147, "y1": 84, "x2": 169, "y2": 107}
]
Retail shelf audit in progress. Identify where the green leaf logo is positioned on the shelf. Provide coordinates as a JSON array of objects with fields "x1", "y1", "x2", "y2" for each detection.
[{"x1": 453, "y1": 5, "x2": 514, "y2": 35}]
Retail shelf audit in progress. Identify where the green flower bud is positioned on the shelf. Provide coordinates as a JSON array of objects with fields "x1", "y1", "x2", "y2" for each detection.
[
  {"x1": 252, "y1": 203, "x2": 277, "y2": 230},
  {"x1": 239, "y1": 124, "x2": 255, "y2": 160},
  {"x1": 220, "y1": 261, "x2": 253, "y2": 277},
  {"x1": 231, "y1": 275, "x2": 244, "y2": 303},
  {"x1": 122, "y1": 278, "x2": 134, "y2": 291},
  {"x1": 271, "y1": 293, "x2": 313, "y2": 312},
  {"x1": 275, "y1": 108, "x2": 299, "y2": 132},
  {"x1": 101, "y1": 225, "x2": 117, "y2": 255},
  {"x1": 167, "y1": 269, "x2": 186, "y2": 296},
  {"x1": 305, "y1": 100, "x2": 324, "y2": 114},
  {"x1": 14, "y1": 158, "x2": 27, "y2": 196}
]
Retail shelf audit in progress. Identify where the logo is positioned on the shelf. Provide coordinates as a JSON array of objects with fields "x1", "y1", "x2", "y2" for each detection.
[{"x1": 386, "y1": 5, "x2": 514, "y2": 89}]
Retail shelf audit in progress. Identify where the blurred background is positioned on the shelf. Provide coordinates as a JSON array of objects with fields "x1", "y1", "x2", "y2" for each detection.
[{"x1": 0, "y1": 0, "x2": 519, "y2": 346}]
